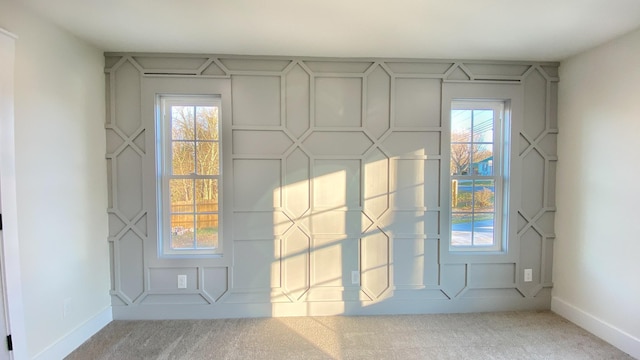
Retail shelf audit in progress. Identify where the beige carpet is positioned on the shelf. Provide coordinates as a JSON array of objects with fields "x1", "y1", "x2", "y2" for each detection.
[{"x1": 66, "y1": 311, "x2": 633, "y2": 359}]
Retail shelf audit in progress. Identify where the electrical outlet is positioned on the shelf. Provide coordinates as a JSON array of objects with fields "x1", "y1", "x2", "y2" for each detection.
[
  {"x1": 351, "y1": 271, "x2": 360, "y2": 284},
  {"x1": 524, "y1": 268, "x2": 533, "y2": 282},
  {"x1": 63, "y1": 298, "x2": 72, "y2": 318},
  {"x1": 177, "y1": 274, "x2": 188, "y2": 289}
]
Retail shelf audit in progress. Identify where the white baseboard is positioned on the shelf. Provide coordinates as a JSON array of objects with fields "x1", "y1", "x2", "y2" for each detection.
[
  {"x1": 551, "y1": 297, "x2": 640, "y2": 359},
  {"x1": 32, "y1": 306, "x2": 112, "y2": 360}
]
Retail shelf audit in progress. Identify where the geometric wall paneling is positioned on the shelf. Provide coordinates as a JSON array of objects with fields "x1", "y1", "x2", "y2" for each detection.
[
  {"x1": 537, "y1": 133, "x2": 558, "y2": 157},
  {"x1": 218, "y1": 58, "x2": 292, "y2": 72},
  {"x1": 310, "y1": 236, "x2": 359, "y2": 289},
  {"x1": 381, "y1": 210, "x2": 425, "y2": 238},
  {"x1": 463, "y1": 63, "x2": 531, "y2": 79},
  {"x1": 281, "y1": 227, "x2": 311, "y2": 301},
  {"x1": 546, "y1": 161, "x2": 557, "y2": 207},
  {"x1": 114, "y1": 61, "x2": 142, "y2": 136},
  {"x1": 310, "y1": 210, "x2": 363, "y2": 237},
  {"x1": 107, "y1": 57, "x2": 148, "y2": 307},
  {"x1": 303, "y1": 131, "x2": 373, "y2": 156},
  {"x1": 391, "y1": 159, "x2": 425, "y2": 209},
  {"x1": 520, "y1": 149, "x2": 546, "y2": 218},
  {"x1": 106, "y1": 53, "x2": 558, "y2": 318},
  {"x1": 105, "y1": 128, "x2": 124, "y2": 153},
  {"x1": 394, "y1": 78, "x2": 441, "y2": 127},
  {"x1": 200, "y1": 60, "x2": 228, "y2": 76},
  {"x1": 285, "y1": 64, "x2": 310, "y2": 138},
  {"x1": 440, "y1": 264, "x2": 467, "y2": 299},
  {"x1": 108, "y1": 212, "x2": 126, "y2": 237},
  {"x1": 424, "y1": 159, "x2": 440, "y2": 209},
  {"x1": 231, "y1": 75, "x2": 281, "y2": 126},
  {"x1": 312, "y1": 159, "x2": 361, "y2": 209},
  {"x1": 523, "y1": 69, "x2": 547, "y2": 140},
  {"x1": 543, "y1": 238, "x2": 554, "y2": 285},
  {"x1": 132, "y1": 56, "x2": 211, "y2": 74},
  {"x1": 446, "y1": 66, "x2": 471, "y2": 81},
  {"x1": 363, "y1": 148, "x2": 389, "y2": 219},
  {"x1": 113, "y1": 132, "x2": 144, "y2": 221},
  {"x1": 468, "y1": 263, "x2": 516, "y2": 288},
  {"x1": 233, "y1": 159, "x2": 281, "y2": 211},
  {"x1": 303, "y1": 61, "x2": 373, "y2": 73},
  {"x1": 232, "y1": 130, "x2": 293, "y2": 155},
  {"x1": 423, "y1": 239, "x2": 439, "y2": 286},
  {"x1": 140, "y1": 294, "x2": 210, "y2": 305},
  {"x1": 547, "y1": 81, "x2": 559, "y2": 129},
  {"x1": 202, "y1": 267, "x2": 229, "y2": 302},
  {"x1": 384, "y1": 62, "x2": 453, "y2": 75},
  {"x1": 315, "y1": 77, "x2": 363, "y2": 127},
  {"x1": 365, "y1": 65, "x2": 391, "y2": 139},
  {"x1": 233, "y1": 211, "x2": 292, "y2": 240},
  {"x1": 424, "y1": 211, "x2": 440, "y2": 237},
  {"x1": 283, "y1": 148, "x2": 311, "y2": 219},
  {"x1": 149, "y1": 267, "x2": 199, "y2": 291},
  {"x1": 519, "y1": 228, "x2": 543, "y2": 294},
  {"x1": 360, "y1": 227, "x2": 390, "y2": 299},
  {"x1": 393, "y1": 238, "x2": 426, "y2": 288},
  {"x1": 233, "y1": 240, "x2": 281, "y2": 290},
  {"x1": 460, "y1": 288, "x2": 524, "y2": 299},
  {"x1": 115, "y1": 229, "x2": 145, "y2": 303},
  {"x1": 381, "y1": 131, "x2": 440, "y2": 157}
]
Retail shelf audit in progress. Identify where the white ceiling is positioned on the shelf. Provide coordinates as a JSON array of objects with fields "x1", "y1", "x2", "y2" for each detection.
[{"x1": 19, "y1": 0, "x2": 640, "y2": 61}]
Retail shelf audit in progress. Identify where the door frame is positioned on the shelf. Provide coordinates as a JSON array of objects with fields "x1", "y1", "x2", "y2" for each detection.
[{"x1": 0, "y1": 27, "x2": 27, "y2": 360}]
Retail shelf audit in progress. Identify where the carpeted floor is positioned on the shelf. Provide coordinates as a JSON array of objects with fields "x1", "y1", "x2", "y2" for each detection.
[{"x1": 66, "y1": 311, "x2": 633, "y2": 359}]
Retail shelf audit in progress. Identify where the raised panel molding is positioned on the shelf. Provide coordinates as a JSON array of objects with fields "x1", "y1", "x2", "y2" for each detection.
[{"x1": 106, "y1": 54, "x2": 558, "y2": 317}]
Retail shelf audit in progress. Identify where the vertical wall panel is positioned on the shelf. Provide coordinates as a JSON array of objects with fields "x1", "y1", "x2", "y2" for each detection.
[
  {"x1": 285, "y1": 65, "x2": 310, "y2": 137},
  {"x1": 232, "y1": 76, "x2": 281, "y2": 126},
  {"x1": 234, "y1": 159, "x2": 281, "y2": 211},
  {"x1": 315, "y1": 78, "x2": 363, "y2": 127},
  {"x1": 366, "y1": 66, "x2": 391, "y2": 139},
  {"x1": 395, "y1": 78, "x2": 441, "y2": 127},
  {"x1": 114, "y1": 61, "x2": 141, "y2": 136}
]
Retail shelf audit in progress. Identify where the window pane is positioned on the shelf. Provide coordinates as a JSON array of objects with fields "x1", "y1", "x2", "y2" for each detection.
[
  {"x1": 171, "y1": 214, "x2": 194, "y2": 249},
  {"x1": 171, "y1": 106, "x2": 195, "y2": 140},
  {"x1": 452, "y1": 179, "x2": 472, "y2": 211},
  {"x1": 472, "y1": 144, "x2": 493, "y2": 176},
  {"x1": 451, "y1": 110, "x2": 471, "y2": 142},
  {"x1": 474, "y1": 180, "x2": 495, "y2": 212},
  {"x1": 472, "y1": 213, "x2": 494, "y2": 246},
  {"x1": 472, "y1": 110, "x2": 494, "y2": 142},
  {"x1": 195, "y1": 179, "x2": 218, "y2": 207},
  {"x1": 451, "y1": 144, "x2": 471, "y2": 175},
  {"x1": 172, "y1": 141, "x2": 195, "y2": 175},
  {"x1": 196, "y1": 142, "x2": 219, "y2": 175},
  {"x1": 196, "y1": 106, "x2": 219, "y2": 140},
  {"x1": 451, "y1": 213, "x2": 473, "y2": 246},
  {"x1": 170, "y1": 179, "x2": 194, "y2": 212},
  {"x1": 196, "y1": 214, "x2": 218, "y2": 249}
]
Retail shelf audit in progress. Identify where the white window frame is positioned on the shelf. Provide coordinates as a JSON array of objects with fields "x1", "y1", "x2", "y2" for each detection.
[
  {"x1": 157, "y1": 95, "x2": 223, "y2": 257},
  {"x1": 449, "y1": 101, "x2": 505, "y2": 252}
]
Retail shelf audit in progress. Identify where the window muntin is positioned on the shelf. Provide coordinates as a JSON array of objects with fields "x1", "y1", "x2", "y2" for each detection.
[
  {"x1": 159, "y1": 96, "x2": 222, "y2": 256},
  {"x1": 450, "y1": 101, "x2": 504, "y2": 251}
]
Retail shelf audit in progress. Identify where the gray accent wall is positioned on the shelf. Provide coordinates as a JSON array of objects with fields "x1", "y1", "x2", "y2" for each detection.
[{"x1": 105, "y1": 55, "x2": 558, "y2": 319}]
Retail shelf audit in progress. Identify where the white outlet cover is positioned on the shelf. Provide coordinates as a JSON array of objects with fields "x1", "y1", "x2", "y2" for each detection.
[
  {"x1": 351, "y1": 271, "x2": 360, "y2": 284},
  {"x1": 524, "y1": 269, "x2": 533, "y2": 282},
  {"x1": 177, "y1": 275, "x2": 187, "y2": 289}
]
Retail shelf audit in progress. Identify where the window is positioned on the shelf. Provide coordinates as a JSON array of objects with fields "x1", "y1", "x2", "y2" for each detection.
[
  {"x1": 450, "y1": 101, "x2": 505, "y2": 251},
  {"x1": 158, "y1": 96, "x2": 222, "y2": 256}
]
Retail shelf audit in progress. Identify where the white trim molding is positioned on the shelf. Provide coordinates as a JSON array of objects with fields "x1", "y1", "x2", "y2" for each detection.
[
  {"x1": 552, "y1": 297, "x2": 640, "y2": 359},
  {"x1": 32, "y1": 307, "x2": 112, "y2": 360}
]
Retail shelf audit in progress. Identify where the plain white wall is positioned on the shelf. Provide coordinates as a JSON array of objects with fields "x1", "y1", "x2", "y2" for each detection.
[
  {"x1": 554, "y1": 26, "x2": 640, "y2": 356},
  {"x1": 0, "y1": 0, "x2": 110, "y2": 358}
]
